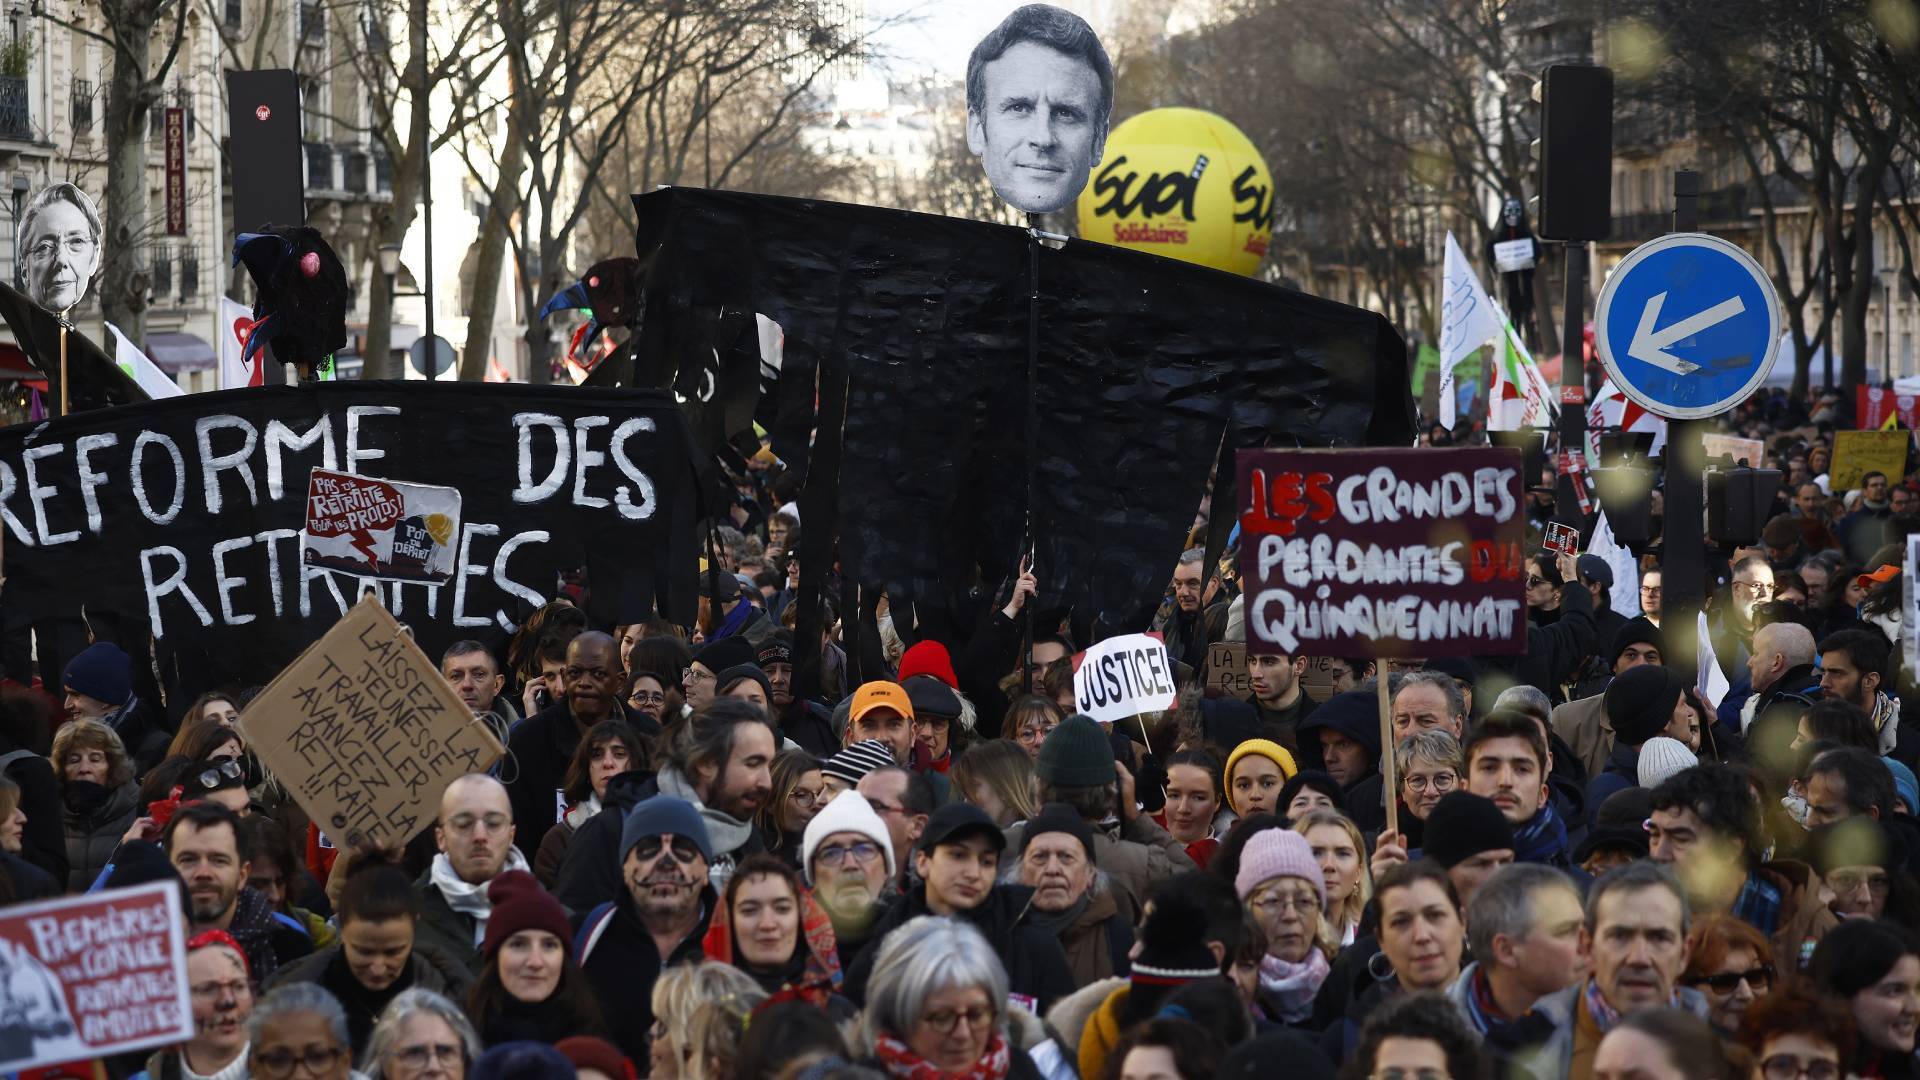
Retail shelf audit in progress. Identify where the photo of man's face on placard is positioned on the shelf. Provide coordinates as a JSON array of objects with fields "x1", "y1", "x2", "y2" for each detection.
[
  {"x1": 966, "y1": 4, "x2": 1113, "y2": 216},
  {"x1": 16, "y1": 183, "x2": 102, "y2": 313}
]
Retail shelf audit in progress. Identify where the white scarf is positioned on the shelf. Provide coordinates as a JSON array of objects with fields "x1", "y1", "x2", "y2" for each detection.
[
  {"x1": 180, "y1": 1044, "x2": 250, "y2": 1080},
  {"x1": 429, "y1": 848, "x2": 531, "y2": 946},
  {"x1": 565, "y1": 794, "x2": 603, "y2": 830}
]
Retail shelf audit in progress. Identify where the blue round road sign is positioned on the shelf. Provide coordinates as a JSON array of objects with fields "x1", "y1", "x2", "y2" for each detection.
[{"x1": 1594, "y1": 232, "x2": 1782, "y2": 420}]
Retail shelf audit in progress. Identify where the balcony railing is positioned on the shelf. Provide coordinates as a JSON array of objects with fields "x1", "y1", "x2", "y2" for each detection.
[
  {"x1": 305, "y1": 142, "x2": 334, "y2": 189},
  {"x1": 70, "y1": 78, "x2": 92, "y2": 133},
  {"x1": 0, "y1": 76, "x2": 27, "y2": 140},
  {"x1": 150, "y1": 249, "x2": 172, "y2": 296},
  {"x1": 180, "y1": 254, "x2": 199, "y2": 301}
]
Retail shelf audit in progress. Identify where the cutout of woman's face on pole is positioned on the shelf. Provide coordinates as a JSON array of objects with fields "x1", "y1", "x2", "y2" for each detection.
[
  {"x1": 966, "y1": 4, "x2": 1112, "y2": 216},
  {"x1": 16, "y1": 183, "x2": 102, "y2": 313}
]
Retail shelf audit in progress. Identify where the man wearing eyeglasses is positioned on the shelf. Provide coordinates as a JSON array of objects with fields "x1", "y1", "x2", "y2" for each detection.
[
  {"x1": 415, "y1": 774, "x2": 529, "y2": 974},
  {"x1": 1710, "y1": 556, "x2": 1775, "y2": 684},
  {"x1": 841, "y1": 802, "x2": 1075, "y2": 1013},
  {"x1": 1647, "y1": 765, "x2": 1835, "y2": 968},
  {"x1": 1551, "y1": 617, "x2": 1668, "y2": 781},
  {"x1": 802, "y1": 788, "x2": 898, "y2": 967},
  {"x1": 577, "y1": 795, "x2": 716, "y2": 1066},
  {"x1": 505, "y1": 631, "x2": 654, "y2": 859}
]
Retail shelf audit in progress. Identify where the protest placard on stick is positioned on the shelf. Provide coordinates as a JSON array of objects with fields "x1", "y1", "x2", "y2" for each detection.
[
  {"x1": 0, "y1": 881, "x2": 192, "y2": 1074},
  {"x1": 1831, "y1": 430, "x2": 1909, "y2": 490},
  {"x1": 237, "y1": 595, "x2": 503, "y2": 850},
  {"x1": 1074, "y1": 633, "x2": 1180, "y2": 749}
]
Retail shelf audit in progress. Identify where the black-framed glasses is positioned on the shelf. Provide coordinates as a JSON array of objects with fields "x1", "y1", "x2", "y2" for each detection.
[
  {"x1": 252, "y1": 1046, "x2": 345, "y2": 1078},
  {"x1": 189, "y1": 757, "x2": 245, "y2": 792},
  {"x1": 631, "y1": 835, "x2": 701, "y2": 864},
  {"x1": 1688, "y1": 965, "x2": 1773, "y2": 994}
]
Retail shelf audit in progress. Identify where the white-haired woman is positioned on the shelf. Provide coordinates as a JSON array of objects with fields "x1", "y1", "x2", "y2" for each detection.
[
  {"x1": 248, "y1": 983, "x2": 369, "y2": 1080},
  {"x1": 362, "y1": 988, "x2": 481, "y2": 1080},
  {"x1": 862, "y1": 915, "x2": 1049, "y2": 1080}
]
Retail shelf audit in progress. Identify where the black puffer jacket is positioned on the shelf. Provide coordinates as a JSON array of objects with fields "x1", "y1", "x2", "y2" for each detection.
[
  {"x1": 841, "y1": 884, "x2": 1075, "y2": 1013},
  {"x1": 62, "y1": 779, "x2": 137, "y2": 892}
]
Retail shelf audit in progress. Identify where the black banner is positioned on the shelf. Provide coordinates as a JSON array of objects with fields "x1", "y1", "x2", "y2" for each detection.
[
  {"x1": 628, "y1": 188, "x2": 1413, "y2": 642},
  {"x1": 0, "y1": 382, "x2": 700, "y2": 684}
]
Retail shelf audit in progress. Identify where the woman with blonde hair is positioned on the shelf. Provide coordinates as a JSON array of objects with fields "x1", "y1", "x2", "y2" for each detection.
[
  {"x1": 1291, "y1": 808, "x2": 1370, "y2": 946},
  {"x1": 0, "y1": 774, "x2": 53, "y2": 901},
  {"x1": 1234, "y1": 828, "x2": 1335, "y2": 1025},
  {"x1": 953, "y1": 741, "x2": 1038, "y2": 829},
  {"x1": 648, "y1": 960, "x2": 765, "y2": 1080},
  {"x1": 52, "y1": 717, "x2": 137, "y2": 891}
]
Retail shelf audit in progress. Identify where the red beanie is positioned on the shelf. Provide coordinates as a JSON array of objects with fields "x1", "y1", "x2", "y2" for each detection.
[
  {"x1": 555, "y1": 1036, "x2": 637, "y2": 1080},
  {"x1": 897, "y1": 640, "x2": 958, "y2": 688},
  {"x1": 480, "y1": 870, "x2": 573, "y2": 960}
]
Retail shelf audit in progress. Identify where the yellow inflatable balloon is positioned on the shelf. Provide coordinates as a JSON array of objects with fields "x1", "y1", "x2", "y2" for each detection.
[{"x1": 1075, "y1": 107, "x2": 1274, "y2": 277}]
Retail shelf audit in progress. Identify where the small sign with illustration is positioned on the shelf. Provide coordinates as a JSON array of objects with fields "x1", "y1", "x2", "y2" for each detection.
[{"x1": 301, "y1": 468, "x2": 462, "y2": 583}]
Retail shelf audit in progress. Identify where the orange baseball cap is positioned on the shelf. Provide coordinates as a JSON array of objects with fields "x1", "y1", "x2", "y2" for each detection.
[
  {"x1": 851, "y1": 681, "x2": 915, "y2": 723},
  {"x1": 1857, "y1": 564, "x2": 1901, "y2": 590}
]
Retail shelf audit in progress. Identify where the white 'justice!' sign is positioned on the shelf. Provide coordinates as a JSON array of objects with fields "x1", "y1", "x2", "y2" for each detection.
[{"x1": 1074, "y1": 633, "x2": 1180, "y2": 724}]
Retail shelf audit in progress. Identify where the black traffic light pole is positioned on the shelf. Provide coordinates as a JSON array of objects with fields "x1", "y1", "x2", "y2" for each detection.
[
  {"x1": 1555, "y1": 244, "x2": 1587, "y2": 524},
  {"x1": 1660, "y1": 170, "x2": 1706, "y2": 679}
]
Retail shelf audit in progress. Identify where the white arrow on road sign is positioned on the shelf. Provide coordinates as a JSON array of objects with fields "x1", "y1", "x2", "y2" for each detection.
[{"x1": 1625, "y1": 292, "x2": 1748, "y2": 376}]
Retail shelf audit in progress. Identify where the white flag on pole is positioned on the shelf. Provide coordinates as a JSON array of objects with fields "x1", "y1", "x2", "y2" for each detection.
[
  {"x1": 104, "y1": 322, "x2": 184, "y2": 399},
  {"x1": 1697, "y1": 611, "x2": 1731, "y2": 712},
  {"x1": 218, "y1": 297, "x2": 258, "y2": 390},
  {"x1": 1589, "y1": 511, "x2": 1641, "y2": 617},
  {"x1": 1439, "y1": 232, "x2": 1504, "y2": 431}
]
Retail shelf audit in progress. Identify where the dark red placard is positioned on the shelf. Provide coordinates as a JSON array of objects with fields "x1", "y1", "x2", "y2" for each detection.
[{"x1": 1236, "y1": 447, "x2": 1528, "y2": 658}]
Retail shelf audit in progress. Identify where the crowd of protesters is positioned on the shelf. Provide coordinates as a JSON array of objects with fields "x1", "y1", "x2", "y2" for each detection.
[{"x1": 1, "y1": 388, "x2": 1919, "y2": 1080}]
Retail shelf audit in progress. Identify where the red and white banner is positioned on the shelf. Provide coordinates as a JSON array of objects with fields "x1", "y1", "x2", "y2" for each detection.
[
  {"x1": 1858, "y1": 386, "x2": 1920, "y2": 430},
  {"x1": 0, "y1": 881, "x2": 192, "y2": 1073}
]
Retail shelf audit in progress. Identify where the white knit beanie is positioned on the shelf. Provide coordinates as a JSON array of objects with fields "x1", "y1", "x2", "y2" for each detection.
[
  {"x1": 800, "y1": 789, "x2": 896, "y2": 884},
  {"x1": 1637, "y1": 736, "x2": 1699, "y2": 789}
]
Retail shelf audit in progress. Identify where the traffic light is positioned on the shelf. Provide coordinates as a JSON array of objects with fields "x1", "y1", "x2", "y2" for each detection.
[
  {"x1": 1537, "y1": 64, "x2": 1613, "y2": 241},
  {"x1": 1706, "y1": 464, "x2": 1784, "y2": 546}
]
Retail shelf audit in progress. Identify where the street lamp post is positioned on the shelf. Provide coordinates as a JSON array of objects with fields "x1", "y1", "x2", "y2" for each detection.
[
  {"x1": 1882, "y1": 267, "x2": 1898, "y2": 382},
  {"x1": 377, "y1": 243, "x2": 400, "y2": 372}
]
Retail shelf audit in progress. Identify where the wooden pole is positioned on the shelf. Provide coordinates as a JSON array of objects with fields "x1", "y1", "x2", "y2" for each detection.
[
  {"x1": 1377, "y1": 663, "x2": 1398, "y2": 837},
  {"x1": 57, "y1": 308, "x2": 72, "y2": 418}
]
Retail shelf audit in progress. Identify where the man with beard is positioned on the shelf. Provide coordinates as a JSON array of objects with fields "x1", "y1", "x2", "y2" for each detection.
[
  {"x1": 506, "y1": 631, "x2": 654, "y2": 859},
  {"x1": 1018, "y1": 803, "x2": 1132, "y2": 984},
  {"x1": 840, "y1": 803, "x2": 1075, "y2": 1011},
  {"x1": 1464, "y1": 712, "x2": 1577, "y2": 871},
  {"x1": 759, "y1": 631, "x2": 836, "y2": 756},
  {"x1": 577, "y1": 797, "x2": 716, "y2": 1065},
  {"x1": 652, "y1": 696, "x2": 777, "y2": 889},
  {"x1": 414, "y1": 774, "x2": 529, "y2": 973},
  {"x1": 165, "y1": 801, "x2": 286, "y2": 982},
  {"x1": 802, "y1": 789, "x2": 898, "y2": 968}
]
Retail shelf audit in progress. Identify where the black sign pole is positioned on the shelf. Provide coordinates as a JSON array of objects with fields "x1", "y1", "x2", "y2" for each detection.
[
  {"x1": 1556, "y1": 244, "x2": 1587, "y2": 524},
  {"x1": 1661, "y1": 171, "x2": 1706, "y2": 679}
]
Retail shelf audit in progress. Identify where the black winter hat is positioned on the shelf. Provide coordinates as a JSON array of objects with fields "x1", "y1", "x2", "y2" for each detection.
[
  {"x1": 1604, "y1": 663, "x2": 1687, "y2": 746},
  {"x1": 1037, "y1": 715, "x2": 1117, "y2": 787},
  {"x1": 1021, "y1": 802, "x2": 1097, "y2": 864},
  {"x1": 1421, "y1": 792, "x2": 1516, "y2": 868},
  {"x1": 714, "y1": 663, "x2": 771, "y2": 702},
  {"x1": 692, "y1": 635, "x2": 755, "y2": 674},
  {"x1": 1609, "y1": 617, "x2": 1669, "y2": 668},
  {"x1": 1298, "y1": 691, "x2": 1381, "y2": 758}
]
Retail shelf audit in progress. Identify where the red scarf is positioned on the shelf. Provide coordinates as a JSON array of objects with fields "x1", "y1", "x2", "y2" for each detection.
[
  {"x1": 873, "y1": 1031, "x2": 1010, "y2": 1080},
  {"x1": 701, "y1": 883, "x2": 843, "y2": 1007}
]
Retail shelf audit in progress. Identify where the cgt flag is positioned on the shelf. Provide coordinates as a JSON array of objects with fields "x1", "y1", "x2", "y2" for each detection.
[
  {"x1": 219, "y1": 296, "x2": 260, "y2": 389},
  {"x1": 1439, "y1": 232, "x2": 1504, "y2": 430}
]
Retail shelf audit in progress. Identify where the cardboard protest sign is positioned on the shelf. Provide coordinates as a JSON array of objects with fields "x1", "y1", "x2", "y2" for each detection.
[
  {"x1": 1544, "y1": 522, "x2": 1580, "y2": 558},
  {"x1": 1831, "y1": 430, "x2": 1909, "y2": 490},
  {"x1": 1204, "y1": 641, "x2": 1249, "y2": 697},
  {"x1": 0, "y1": 382, "x2": 699, "y2": 685},
  {"x1": 1074, "y1": 633, "x2": 1180, "y2": 724},
  {"x1": 0, "y1": 881, "x2": 192, "y2": 1073},
  {"x1": 303, "y1": 468, "x2": 462, "y2": 583},
  {"x1": 1492, "y1": 238, "x2": 1536, "y2": 273},
  {"x1": 1236, "y1": 447, "x2": 1528, "y2": 658},
  {"x1": 1701, "y1": 433, "x2": 1764, "y2": 465},
  {"x1": 1301, "y1": 656, "x2": 1345, "y2": 702},
  {"x1": 237, "y1": 595, "x2": 502, "y2": 849}
]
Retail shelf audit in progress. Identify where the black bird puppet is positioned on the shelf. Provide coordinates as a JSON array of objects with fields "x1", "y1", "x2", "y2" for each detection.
[
  {"x1": 232, "y1": 226, "x2": 348, "y2": 383},
  {"x1": 538, "y1": 256, "x2": 640, "y2": 376}
]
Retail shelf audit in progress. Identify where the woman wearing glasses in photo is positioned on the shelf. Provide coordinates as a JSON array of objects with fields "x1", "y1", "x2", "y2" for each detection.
[
  {"x1": 861, "y1": 915, "x2": 1049, "y2": 1080},
  {"x1": 247, "y1": 982, "x2": 363, "y2": 1080},
  {"x1": 362, "y1": 988, "x2": 480, "y2": 1080},
  {"x1": 1682, "y1": 913, "x2": 1775, "y2": 1037},
  {"x1": 757, "y1": 750, "x2": 826, "y2": 867},
  {"x1": 1235, "y1": 828, "x2": 1334, "y2": 1026},
  {"x1": 1736, "y1": 988, "x2": 1855, "y2": 1080},
  {"x1": 1390, "y1": 731, "x2": 1464, "y2": 855},
  {"x1": 533, "y1": 718, "x2": 646, "y2": 888}
]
